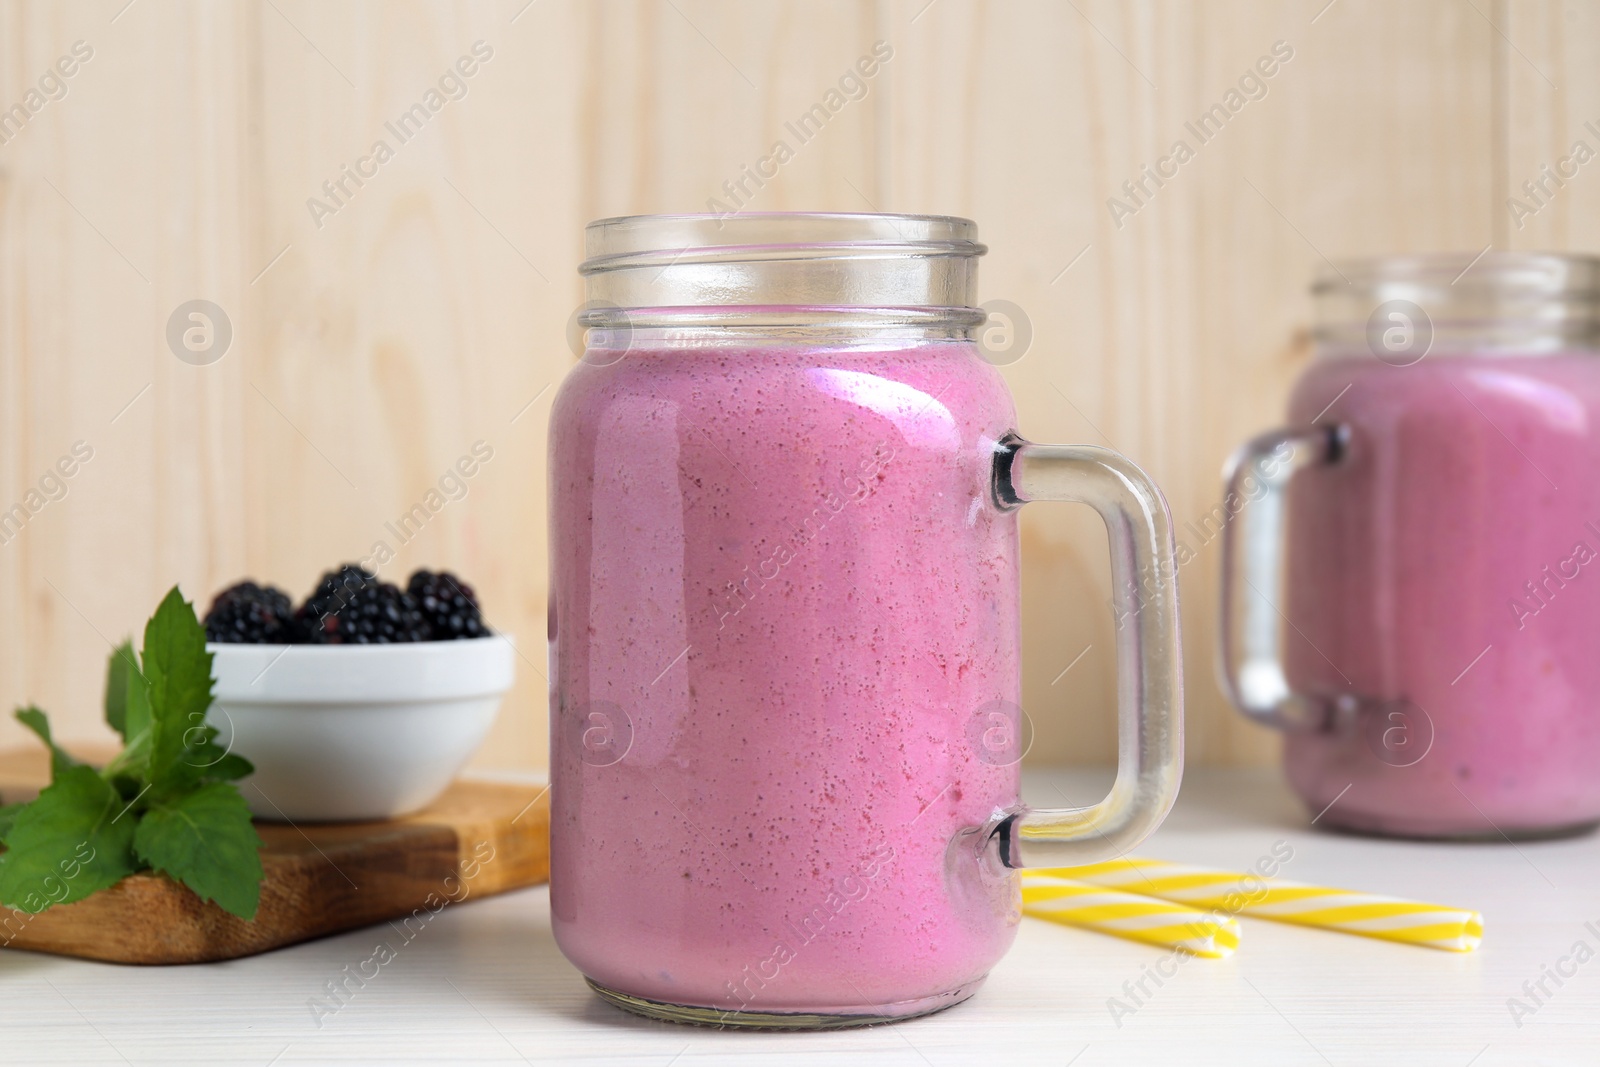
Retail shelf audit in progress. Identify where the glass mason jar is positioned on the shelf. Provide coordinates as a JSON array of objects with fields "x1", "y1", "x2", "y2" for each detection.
[
  {"x1": 547, "y1": 213, "x2": 1184, "y2": 1028},
  {"x1": 1221, "y1": 252, "x2": 1600, "y2": 839}
]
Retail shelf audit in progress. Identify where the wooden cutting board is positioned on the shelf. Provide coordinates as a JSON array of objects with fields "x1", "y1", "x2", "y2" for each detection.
[{"x1": 0, "y1": 746, "x2": 549, "y2": 965}]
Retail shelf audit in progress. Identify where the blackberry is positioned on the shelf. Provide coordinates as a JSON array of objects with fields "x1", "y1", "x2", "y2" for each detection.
[
  {"x1": 407, "y1": 570, "x2": 490, "y2": 640},
  {"x1": 299, "y1": 565, "x2": 377, "y2": 623},
  {"x1": 204, "y1": 582, "x2": 299, "y2": 644},
  {"x1": 298, "y1": 565, "x2": 430, "y2": 644}
]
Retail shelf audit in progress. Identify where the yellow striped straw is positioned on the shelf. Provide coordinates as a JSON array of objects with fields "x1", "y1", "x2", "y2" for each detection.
[
  {"x1": 1033, "y1": 858, "x2": 1483, "y2": 953},
  {"x1": 1021, "y1": 874, "x2": 1242, "y2": 958}
]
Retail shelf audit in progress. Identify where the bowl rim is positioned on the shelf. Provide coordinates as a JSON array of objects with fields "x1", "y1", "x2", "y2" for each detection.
[
  {"x1": 207, "y1": 633, "x2": 515, "y2": 653},
  {"x1": 209, "y1": 633, "x2": 518, "y2": 703}
]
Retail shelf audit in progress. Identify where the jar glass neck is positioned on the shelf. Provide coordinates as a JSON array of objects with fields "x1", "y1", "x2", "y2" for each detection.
[
  {"x1": 580, "y1": 213, "x2": 986, "y2": 325},
  {"x1": 583, "y1": 321, "x2": 981, "y2": 360},
  {"x1": 1313, "y1": 251, "x2": 1600, "y2": 357}
]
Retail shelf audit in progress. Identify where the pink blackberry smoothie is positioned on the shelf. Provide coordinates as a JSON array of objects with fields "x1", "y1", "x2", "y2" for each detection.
[
  {"x1": 548, "y1": 335, "x2": 1023, "y2": 1014},
  {"x1": 1282, "y1": 353, "x2": 1600, "y2": 836}
]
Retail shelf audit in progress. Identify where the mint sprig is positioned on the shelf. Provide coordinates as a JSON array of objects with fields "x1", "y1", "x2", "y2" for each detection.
[{"x1": 0, "y1": 587, "x2": 263, "y2": 920}]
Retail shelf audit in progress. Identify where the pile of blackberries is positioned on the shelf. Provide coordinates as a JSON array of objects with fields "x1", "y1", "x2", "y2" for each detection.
[{"x1": 203, "y1": 566, "x2": 490, "y2": 645}]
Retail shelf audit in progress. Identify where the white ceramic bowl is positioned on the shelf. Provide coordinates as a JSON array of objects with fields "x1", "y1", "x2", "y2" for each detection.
[{"x1": 208, "y1": 636, "x2": 515, "y2": 822}]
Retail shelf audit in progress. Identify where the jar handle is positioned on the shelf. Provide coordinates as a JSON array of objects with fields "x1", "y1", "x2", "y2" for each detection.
[
  {"x1": 1217, "y1": 425, "x2": 1349, "y2": 731},
  {"x1": 988, "y1": 434, "x2": 1184, "y2": 868}
]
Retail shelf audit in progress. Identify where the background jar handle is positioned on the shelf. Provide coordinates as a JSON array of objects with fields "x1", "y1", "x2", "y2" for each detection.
[
  {"x1": 1217, "y1": 425, "x2": 1349, "y2": 732},
  {"x1": 988, "y1": 434, "x2": 1184, "y2": 869}
]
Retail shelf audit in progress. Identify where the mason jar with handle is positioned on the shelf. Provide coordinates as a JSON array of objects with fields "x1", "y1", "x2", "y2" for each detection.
[
  {"x1": 1220, "y1": 252, "x2": 1600, "y2": 839},
  {"x1": 548, "y1": 212, "x2": 1184, "y2": 1028}
]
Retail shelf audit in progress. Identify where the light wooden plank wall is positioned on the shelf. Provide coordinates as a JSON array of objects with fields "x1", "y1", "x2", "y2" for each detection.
[{"x1": 0, "y1": 0, "x2": 1564, "y2": 772}]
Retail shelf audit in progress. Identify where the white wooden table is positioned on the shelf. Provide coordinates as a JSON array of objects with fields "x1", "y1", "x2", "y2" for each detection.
[{"x1": 4, "y1": 768, "x2": 1596, "y2": 1065}]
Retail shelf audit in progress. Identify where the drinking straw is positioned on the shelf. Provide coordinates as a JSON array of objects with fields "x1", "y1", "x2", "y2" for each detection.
[
  {"x1": 1031, "y1": 858, "x2": 1483, "y2": 952},
  {"x1": 1021, "y1": 874, "x2": 1241, "y2": 958}
]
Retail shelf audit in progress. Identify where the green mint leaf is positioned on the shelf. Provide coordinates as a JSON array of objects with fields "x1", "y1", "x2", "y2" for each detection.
[
  {"x1": 101, "y1": 669, "x2": 153, "y2": 785},
  {"x1": 163, "y1": 731, "x2": 254, "y2": 792},
  {"x1": 14, "y1": 707, "x2": 81, "y2": 781},
  {"x1": 104, "y1": 640, "x2": 138, "y2": 739},
  {"x1": 163, "y1": 724, "x2": 214, "y2": 790},
  {"x1": 124, "y1": 657, "x2": 152, "y2": 742},
  {"x1": 0, "y1": 765, "x2": 139, "y2": 912},
  {"x1": 133, "y1": 782, "x2": 263, "y2": 921},
  {"x1": 140, "y1": 587, "x2": 214, "y2": 792},
  {"x1": 124, "y1": 669, "x2": 154, "y2": 766},
  {"x1": 182, "y1": 738, "x2": 253, "y2": 783},
  {"x1": 0, "y1": 802, "x2": 25, "y2": 843},
  {"x1": 201, "y1": 753, "x2": 254, "y2": 782}
]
